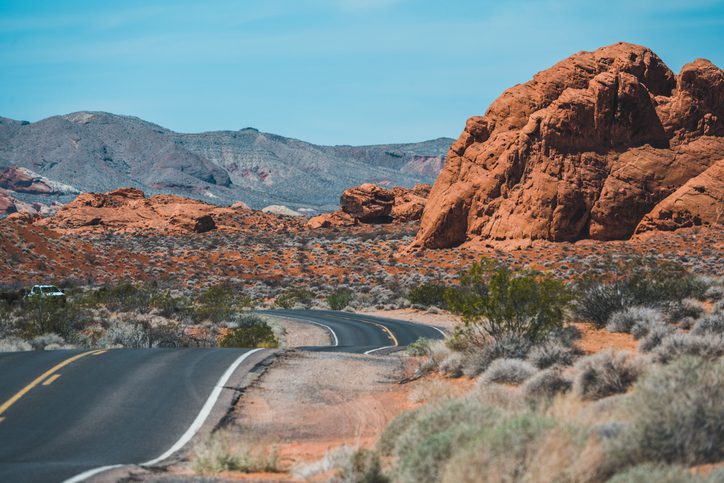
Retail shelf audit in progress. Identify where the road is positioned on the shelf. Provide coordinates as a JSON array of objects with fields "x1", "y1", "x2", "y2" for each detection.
[{"x1": 0, "y1": 310, "x2": 443, "y2": 482}]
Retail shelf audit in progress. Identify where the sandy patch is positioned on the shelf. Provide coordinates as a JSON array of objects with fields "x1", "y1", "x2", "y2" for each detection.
[
  {"x1": 574, "y1": 322, "x2": 638, "y2": 353},
  {"x1": 268, "y1": 316, "x2": 332, "y2": 348}
]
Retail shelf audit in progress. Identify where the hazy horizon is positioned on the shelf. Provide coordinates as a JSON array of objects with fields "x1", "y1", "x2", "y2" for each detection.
[{"x1": 2, "y1": 0, "x2": 723, "y2": 145}]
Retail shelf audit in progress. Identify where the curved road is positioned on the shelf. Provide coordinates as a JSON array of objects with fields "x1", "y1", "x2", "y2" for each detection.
[{"x1": 0, "y1": 310, "x2": 443, "y2": 482}]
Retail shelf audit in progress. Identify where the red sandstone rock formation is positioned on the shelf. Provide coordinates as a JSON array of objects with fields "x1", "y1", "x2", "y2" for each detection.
[
  {"x1": 412, "y1": 43, "x2": 723, "y2": 249},
  {"x1": 340, "y1": 183, "x2": 395, "y2": 222}
]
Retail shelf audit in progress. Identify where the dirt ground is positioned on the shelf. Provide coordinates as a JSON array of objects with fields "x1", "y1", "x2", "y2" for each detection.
[{"x1": 269, "y1": 317, "x2": 332, "y2": 349}]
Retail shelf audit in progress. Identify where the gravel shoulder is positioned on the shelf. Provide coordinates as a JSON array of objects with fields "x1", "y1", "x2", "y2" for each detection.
[{"x1": 267, "y1": 315, "x2": 333, "y2": 348}]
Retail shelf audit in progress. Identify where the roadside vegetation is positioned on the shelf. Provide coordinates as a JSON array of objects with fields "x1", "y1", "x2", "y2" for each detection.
[
  {"x1": 0, "y1": 282, "x2": 277, "y2": 350},
  {"x1": 322, "y1": 257, "x2": 724, "y2": 482}
]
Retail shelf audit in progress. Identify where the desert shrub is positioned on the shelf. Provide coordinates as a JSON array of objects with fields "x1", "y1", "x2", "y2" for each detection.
[
  {"x1": 327, "y1": 288, "x2": 354, "y2": 311},
  {"x1": 408, "y1": 283, "x2": 448, "y2": 309},
  {"x1": 573, "y1": 350, "x2": 646, "y2": 400},
  {"x1": 480, "y1": 358, "x2": 537, "y2": 385},
  {"x1": 274, "y1": 288, "x2": 314, "y2": 309},
  {"x1": 663, "y1": 298, "x2": 706, "y2": 323},
  {"x1": 20, "y1": 297, "x2": 83, "y2": 339},
  {"x1": 382, "y1": 399, "x2": 501, "y2": 483},
  {"x1": 654, "y1": 333, "x2": 724, "y2": 363},
  {"x1": 194, "y1": 283, "x2": 252, "y2": 323},
  {"x1": 608, "y1": 463, "x2": 723, "y2": 483},
  {"x1": 192, "y1": 430, "x2": 277, "y2": 474},
  {"x1": 704, "y1": 283, "x2": 724, "y2": 302},
  {"x1": 574, "y1": 281, "x2": 629, "y2": 328},
  {"x1": 574, "y1": 260, "x2": 710, "y2": 327},
  {"x1": 446, "y1": 259, "x2": 572, "y2": 343},
  {"x1": 30, "y1": 333, "x2": 66, "y2": 350},
  {"x1": 219, "y1": 314, "x2": 278, "y2": 348},
  {"x1": 333, "y1": 448, "x2": 387, "y2": 483},
  {"x1": 528, "y1": 339, "x2": 579, "y2": 368},
  {"x1": 691, "y1": 310, "x2": 724, "y2": 336},
  {"x1": 439, "y1": 352, "x2": 464, "y2": 378},
  {"x1": 439, "y1": 413, "x2": 555, "y2": 483},
  {"x1": 610, "y1": 357, "x2": 724, "y2": 466},
  {"x1": 638, "y1": 324, "x2": 675, "y2": 353},
  {"x1": 522, "y1": 369, "x2": 571, "y2": 403},
  {"x1": 149, "y1": 323, "x2": 184, "y2": 348},
  {"x1": 406, "y1": 337, "x2": 432, "y2": 356},
  {"x1": 606, "y1": 307, "x2": 663, "y2": 334},
  {"x1": 99, "y1": 319, "x2": 150, "y2": 348},
  {"x1": 462, "y1": 334, "x2": 531, "y2": 377},
  {"x1": 0, "y1": 336, "x2": 31, "y2": 352}
]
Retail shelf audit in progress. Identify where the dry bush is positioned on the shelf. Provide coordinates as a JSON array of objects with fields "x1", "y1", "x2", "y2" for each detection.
[
  {"x1": 654, "y1": 333, "x2": 724, "y2": 363},
  {"x1": 572, "y1": 350, "x2": 646, "y2": 401},
  {"x1": 691, "y1": 310, "x2": 724, "y2": 336},
  {"x1": 408, "y1": 380, "x2": 458, "y2": 404},
  {"x1": 609, "y1": 356, "x2": 724, "y2": 467},
  {"x1": 461, "y1": 334, "x2": 530, "y2": 377},
  {"x1": 522, "y1": 368, "x2": 572, "y2": 404},
  {"x1": 480, "y1": 358, "x2": 538, "y2": 385},
  {"x1": 606, "y1": 306, "x2": 663, "y2": 334},
  {"x1": 608, "y1": 463, "x2": 723, "y2": 483},
  {"x1": 528, "y1": 339, "x2": 579, "y2": 369}
]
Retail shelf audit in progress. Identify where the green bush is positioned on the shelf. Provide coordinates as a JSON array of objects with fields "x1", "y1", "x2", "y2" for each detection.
[
  {"x1": 194, "y1": 283, "x2": 253, "y2": 323},
  {"x1": 408, "y1": 283, "x2": 448, "y2": 309},
  {"x1": 610, "y1": 357, "x2": 724, "y2": 467},
  {"x1": 327, "y1": 288, "x2": 354, "y2": 310},
  {"x1": 219, "y1": 315, "x2": 279, "y2": 348},
  {"x1": 274, "y1": 288, "x2": 314, "y2": 309},
  {"x1": 446, "y1": 259, "x2": 572, "y2": 343}
]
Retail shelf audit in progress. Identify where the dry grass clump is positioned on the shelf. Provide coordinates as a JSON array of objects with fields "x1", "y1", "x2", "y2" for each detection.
[
  {"x1": 408, "y1": 379, "x2": 458, "y2": 404},
  {"x1": 191, "y1": 428, "x2": 278, "y2": 474},
  {"x1": 572, "y1": 350, "x2": 647, "y2": 401},
  {"x1": 527, "y1": 339, "x2": 579, "y2": 368}
]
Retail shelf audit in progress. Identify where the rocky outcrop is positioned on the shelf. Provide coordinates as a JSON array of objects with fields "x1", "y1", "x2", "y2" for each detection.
[
  {"x1": 0, "y1": 166, "x2": 79, "y2": 195},
  {"x1": 412, "y1": 43, "x2": 723, "y2": 249},
  {"x1": 306, "y1": 211, "x2": 358, "y2": 229},
  {"x1": 635, "y1": 159, "x2": 723, "y2": 234},
  {"x1": 307, "y1": 183, "x2": 432, "y2": 228},
  {"x1": 341, "y1": 183, "x2": 395, "y2": 222},
  {"x1": 36, "y1": 188, "x2": 225, "y2": 234},
  {"x1": 0, "y1": 190, "x2": 17, "y2": 216},
  {"x1": 392, "y1": 184, "x2": 431, "y2": 222}
]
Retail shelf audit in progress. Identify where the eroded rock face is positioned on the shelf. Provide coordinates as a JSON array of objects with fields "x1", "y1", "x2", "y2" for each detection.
[
  {"x1": 412, "y1": 43, "x2": 723, "y2": 248},
  {"x1": 392, "y1": 184, "x2": 431, "y2": 222},
  {"x1": 341, "y1": 183, "x2": 395, "y2": 222},
  {"x1": 635, "y1": 159, "x2": 723, "y2": 234}
]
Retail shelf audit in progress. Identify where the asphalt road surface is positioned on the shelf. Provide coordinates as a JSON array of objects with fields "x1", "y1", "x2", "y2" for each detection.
[{"x1": 0, "y1": 310, "x2": 444, "y2": 482}]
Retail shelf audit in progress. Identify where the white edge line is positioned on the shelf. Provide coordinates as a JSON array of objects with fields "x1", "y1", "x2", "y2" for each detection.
[
  {"x1": 364, "y1": 345, "x2": 396, "y2": 355},
  {"x1": 62, "y1": 348, "x2": 264, "y2": 483},
  {"x1": 63, "y1": 464, "x2": 123, "y2": 483},
  {"x1": 431, "y1": 326, "x2": 447, "y2": 338},
  {"x1": 264, "y1": 314, "x2": 339, "y2": 347}
]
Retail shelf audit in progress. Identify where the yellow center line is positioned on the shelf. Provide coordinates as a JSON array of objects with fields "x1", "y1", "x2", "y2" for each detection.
[
  {"x1": 0, "y1": 350, "x2": 103, "y2": 418},
  {"x1": 374, "y1": 323, "x2": 399, "y2": 347},
  {"x1": 93, "y1": 350, "x2": 108, "y2": 356},
  {"x1": 41, "y1": 374, "x2": 61, "y2": 386}
]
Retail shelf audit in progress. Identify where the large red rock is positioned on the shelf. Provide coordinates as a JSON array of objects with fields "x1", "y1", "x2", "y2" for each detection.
[
  {"x1": 0, "y1": 166, "x2": 78, "y2": 195},
  {"x1": 635, "y1": 159, "x2": 723, "y2": 234},
  {"x1": 392, "y1": 184, "x2": 431, "y2": 222},
  {"x1": 412, "y1": 43, "x2": 723, "y2": 248},
  {"x1": 0, "y1": 190, "x2": 17, "y2": 216},
  {"x1": 341, "y1": 183, "x2": 395, "y2": 222}
]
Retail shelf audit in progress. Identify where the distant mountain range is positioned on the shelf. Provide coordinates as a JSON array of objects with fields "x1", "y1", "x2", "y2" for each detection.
[{"x1": 0, "y1": 112, "x2": 453, "y2": 210}]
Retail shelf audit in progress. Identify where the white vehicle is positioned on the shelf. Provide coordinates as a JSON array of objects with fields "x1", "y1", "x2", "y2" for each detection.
[{"x1": 26, "y1": 285, "x2": 65, "y2": 300}]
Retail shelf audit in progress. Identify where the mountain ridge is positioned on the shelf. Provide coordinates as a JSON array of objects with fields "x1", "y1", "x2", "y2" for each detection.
[{"x1": 0, "y1": 111, "x2": 453, "y2": 211}]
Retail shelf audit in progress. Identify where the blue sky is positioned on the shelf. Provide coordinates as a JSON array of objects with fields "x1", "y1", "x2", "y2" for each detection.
[{"x1": 1, "y1": 0, "x2": 722, "y2": 145}]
